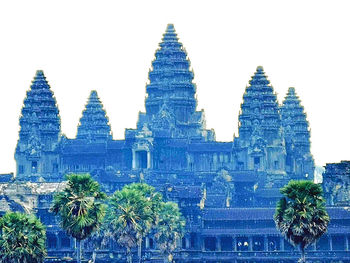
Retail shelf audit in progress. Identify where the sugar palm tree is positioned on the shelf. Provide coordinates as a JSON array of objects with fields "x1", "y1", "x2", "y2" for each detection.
[
  {"x1": 50, "y1": 173, "x2": 106, "y2": 263},
  {"x1": 123, "y1": 183, "x2": 162, "y2": 263},
  {"x1": 274, "y1": 180, "x2": 330, "y2": 263},
  {"x1": 154, "y1": 202, "x2": 185, "y2": 263},
  {"x1": 109, "y1": 186, "x2": 154, "y2": 263},
  {"x1": 0, "y1": 211, "x2": 47, "y2": 263}
]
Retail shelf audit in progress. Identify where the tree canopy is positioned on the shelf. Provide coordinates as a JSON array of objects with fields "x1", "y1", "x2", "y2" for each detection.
[
  {"x1": 274, "y1": 180, "x2": 330, "y2": 263},
  {"x1": 51, "y1": 173, "x2": 106, "y2": 263},
  {"x1": 0, "y1": 211, "x2": 47, "y2": 263}
]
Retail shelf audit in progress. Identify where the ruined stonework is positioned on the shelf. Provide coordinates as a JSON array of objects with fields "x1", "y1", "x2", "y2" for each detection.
[
  {"x1": 1, "y1": 24, "x2": 349, "y2": 263},
  {"x1": 323, "y1": 161, "x2": 350, "y2": 206}
]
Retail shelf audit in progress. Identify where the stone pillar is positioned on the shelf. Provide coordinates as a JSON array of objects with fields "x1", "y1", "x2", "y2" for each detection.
[
  {"x1": 147, "y1": 151, "x2": 151, "y2": 169},
  {"x1": 264, "y1": 235, "x2": 268, "y2": 251},
  {"x1": 201, "y1": 237, "x2": 205, "y2": 252},
  {"x1": 280, "y1": 237, "x2": 285, "y2": 251},
  {"x1": 345, "y1": 236, "x2": 349, "y2": 251},
  {"x1": 233, "y1": 236, "x2": 237, "y2": 251},
  {"x1": 248, "y1": 236, "x2": 253, "y2": 252},
  {"x1": 312, "y1": 242, "x2": 317, "y2": 251},
  {"x1": 55, "y1": 233, "x2": 60, "y2": 249},
  {"x1": 185, "y1": 235, "x2": 190, "y2": 249},
  {"x1": 329, "y1": 236, "x2": 333, "y2": 251},
  {"x1": 132, "y1": 149, "x2": 136, "y2": 169},
  {"x1": 145, "y1": 237, "x2": 150, "y2": 249},
  {"x1": 216, "y1": 237, "x2": 221, "y2": 252}
]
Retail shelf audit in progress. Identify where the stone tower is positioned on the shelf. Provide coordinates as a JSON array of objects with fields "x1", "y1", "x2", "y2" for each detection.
[
  {"x1": 235, "y1": 66, "x2": 287, "y2": 187},
  {"x1": 280, "y1": 87, "x2": 314, "y2": 180},
  {"x1": 15, "y1": 70, "x2": 61, "y2": 181},
  {"x1": 76, "y1": 90, "x2": 112, "y2": 142},
  {"x1": 135, "y1": 24, "x2": 215, "y2": 141}
]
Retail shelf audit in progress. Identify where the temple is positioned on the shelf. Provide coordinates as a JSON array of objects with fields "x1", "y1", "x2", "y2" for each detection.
[{"x1": 0, "y1": 24, "x2": 349, "y2": 263}]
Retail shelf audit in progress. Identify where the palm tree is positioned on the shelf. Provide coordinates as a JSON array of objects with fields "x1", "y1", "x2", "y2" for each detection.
[
  {"x1": 123, "y1": 183, "x2": 162, "y2": 263},
  {"x1": 274, "y1": 180, "x2": 330, "y2": 263},
  {"x1": 154, "y1": 202, "x2": 185, "y2": 263},
  {"x1": 0, "y1": 211, "x2": 47, "y2": 263},
  {"x1": 108, "y1": 186, "x2": 155, "y2": 263},
  {"x1": 50, "y1": 173, "x2": 106, "y2": 263}
]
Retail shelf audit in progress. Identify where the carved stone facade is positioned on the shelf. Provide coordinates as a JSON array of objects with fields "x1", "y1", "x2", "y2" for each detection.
[{"x1": 1, "y1": 24, "x2": 349, "y2": 262}]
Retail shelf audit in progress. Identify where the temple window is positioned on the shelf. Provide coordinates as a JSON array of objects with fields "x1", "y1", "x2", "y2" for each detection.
[
  {"x1": 149, "y1": 238, "x2": 154, "y2": 249},
  {"x1": 61, "y1": 237, "x2": 71, "y2": 248},
  {"x1": 221, "y1": 236, "x2": 233, "y2": 251},
  {"x1": 274, "y1": 161, "x2": 279, "y2": 169},
  {"x1": 47, "y1": 235, "x2": 57, "y2": 249},
  {"x1": 182, "y1": 237, "x2": 186, "y2": 249},
  {"x1": 31, "y1": 161, "x2": 38, "y2": 173},
  {"x1": 52, "y1": 163, "x2": 58, "y2": 173},
  {"x1": 18, "y1": 165, "x2": 24, "y2": 174},
  {"x1": 252, "y1": 236, "x2": 264, "y2": 251},
  {"x1": 254, "y1": 157, "x2": 260, "y2": 169},
  {"x1": 237, "y1": 162, "x2": 244, "y2": 171},
  {"x1": 134, "y1": 150, "x2": 148, "y2": 169},
  {"x1": 236, "y1": 237, "x2": 249, "y2": 251},
  {"x1": 204, "y1": 237, "x2": 216, "y2": 251}
]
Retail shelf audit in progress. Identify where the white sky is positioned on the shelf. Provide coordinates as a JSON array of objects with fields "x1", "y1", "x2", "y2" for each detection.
[{"x1": 0, "y1": 0, "x2": 349, "y2": 173}]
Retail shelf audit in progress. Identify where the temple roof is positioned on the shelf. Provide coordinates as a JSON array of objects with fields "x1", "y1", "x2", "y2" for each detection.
[
  {"x1": 238, "y1": 66, "x2": 282, "y2": 143},
  {"x1": 202, "y1": 207, "x2": 350, "y2": 221},
  {"x1": 281, "y1": 87, "x2": 311, "y2": 147},
  {"x1": 76, "y1": 90, "x2": 112, "y2": 142},
  {"x1": 138, "y1": 24, "x2": 214, "y2": 141},
  {"x1": 18, "y1": 70, "x2": 61, "y2": 143}
]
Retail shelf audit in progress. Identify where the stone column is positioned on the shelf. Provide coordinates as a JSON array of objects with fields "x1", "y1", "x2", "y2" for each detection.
[
  {"x1": 201, "y1": 237, "x2": 205, "y2": 252},
  {"x1": 248, "y1": 236, "x2": 253, "y2": 251},
  {"x1": 264, "y1": 235, "x2": 268, "y2": 251},
  {"x1": 185, "y1": 235, "x2": 190, "y2": 249},
  {"x1": 345, "y1": 235, "x2": 349, "y2": 251},
  {"x1": 312, "y1": 242, "x2": 317, "y2": 251},
  {"x1": 280, "y1": 237, "x2": 285, "y2": 251},
  {"x1": 329, "y1": 236, "x2": 333, "y2": 251},
  {"x1": 55, "y1": 233, "x2": 60, "y2": 249},
  {"x1": 216, "y1": 237, "x2": 221, "y2": 252},
  {"x1": 233, "y1": 236, "x2": 237, "y2": 251},
  {"x1": 147, "y1": 151, "x2": 151, "y2": 169},
  {"x1": 145, "y1": 237, "x2": 150, "y2": 249},
  {"x1": 132, "y1": 149, "x2": 136, "y2": 169}
]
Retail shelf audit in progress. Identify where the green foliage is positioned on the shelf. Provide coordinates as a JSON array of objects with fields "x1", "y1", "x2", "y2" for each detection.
[
  {"x1": 51, "y1": 173, "x2": 107, "y2": 240},
  {"x1": 274, "y1": 180, "x2": 330, "y2": 263},
  {"x1": 50, "y1": 173, "x2": 106, "y2": 263},
  {"x1": 0, "y1": 211, "x2": 47, "y2": 263},
  {"x1": 108, "y1": 183, "x2": 160, "y2": 263},
  {"x1": 154, "y1": 202, "x2": 186, "y2": 262}
]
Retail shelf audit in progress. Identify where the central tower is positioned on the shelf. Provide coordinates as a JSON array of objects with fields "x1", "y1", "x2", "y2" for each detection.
[{"x1": 134, "y1": 24, "x2": 215, "y2": 141}]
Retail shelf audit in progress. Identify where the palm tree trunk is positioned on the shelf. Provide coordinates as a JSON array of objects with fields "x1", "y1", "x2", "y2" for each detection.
[
  {"x1": 76, "y1": 239, "x2": 81, "y2": 263},
  {"x1": 299, "y1": 244, "x2": 306, "y2": 263},
  {"x1": 92, "y1": 249, "x2": 96, "y2": 263},
  {"x1": 138, "y1": 238, "x2": 142, "y2": 263},
  {"x1": 127, "y1": 246, "x2": 132, "y2": 263}
]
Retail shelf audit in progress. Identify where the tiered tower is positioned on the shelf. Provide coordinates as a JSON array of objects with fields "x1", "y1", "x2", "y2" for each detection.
[
  {"x1": 15, "y1": 70, "x2": 61, "y2": 181},
  {"x1": 236, "y1": 66, "x2": 286, "y2": 186},
  {"x1": 280, "y1": 87, "x2": 314, "y2": 179},
  {"x1": 136, "y1": 24, "x2": 214, "y2": 141},
  {"x1": 76, "y1": 90, "x2": 112, "y2": 142}
]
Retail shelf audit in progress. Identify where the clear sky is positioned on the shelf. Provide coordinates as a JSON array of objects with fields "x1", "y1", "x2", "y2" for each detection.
[{"x1": 0, "y1": 0, "x2": 349, "y2": 173}]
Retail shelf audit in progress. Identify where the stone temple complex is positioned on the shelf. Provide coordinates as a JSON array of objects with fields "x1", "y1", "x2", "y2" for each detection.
[{"x1": 0, "y1": 24, "x2": 350, "y2": 262}]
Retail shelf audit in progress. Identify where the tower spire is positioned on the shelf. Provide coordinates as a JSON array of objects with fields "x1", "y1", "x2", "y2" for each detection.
[
  {"x1": 238, "y1": 66, "x2": 282, "y2": 141},
  {"x1": 18, "y1": 70, "x2": 61, "y2": 144},
  {"x1": 76, "y1": 90, "x2": 112, "y2": 142},
  {"x1": 15, "y1": 70, "x2": 61, "y2": 181},
  {"x1": 135, "y1": 23, "x2": 214, "y2": 141},
  {"x1": 281, "y1": 87, "x2": 314, "y2": 179},
  {"x1": 145, "y1": 24, "x2": 196, "y2": 121}
]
